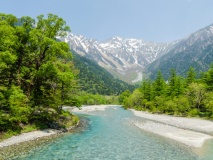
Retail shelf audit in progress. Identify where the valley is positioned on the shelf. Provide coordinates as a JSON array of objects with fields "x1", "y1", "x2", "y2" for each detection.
[
  {"x1": 59, "y1": 33, "x2": 175, "y2": 83},
  {"x1": 1, "y1": 1, "x2": 213, "y2": 159},
  {"x1": 60, "y1": 23, "x2": 213, "y2": 82}
]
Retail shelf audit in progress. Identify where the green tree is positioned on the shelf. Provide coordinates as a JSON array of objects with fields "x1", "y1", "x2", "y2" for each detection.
[
  {"x1": 203, "y1": 64, "x2": 213, "y2": 91},
  {"x1": 153, "y1": 96, "x2": 167, "y2": 113},
  {"x1": 203, "y1": 91, "x2": 213, "y2": 118},
  {"x1": 140, "y1": 80, "x2": 153, "y2": 101},
  {"x1": 168, "y1": 69, "x2": 184, "y2": 97},
  {"x1": 168, "y1": 69, "x2": 177, "y2": 97},
  {"x1": 186, "y1": 83, "x2": 206, "y2": 110},
  {"x1": 0, "y1": 13, "x2": 79, "y2": 133},
  {"x1": 176, "y1": 76, "x2": 184, "y2": 95},
  {"x1": 119, "y1": 90, "x2": 131, "y2": 104},
  {"x1": 186, "y1": 67, "x2": 196, "y2": 85},
  {"x1": 153, "y1": 70, "x2": 166, "y2": 96},
  {"x1": 164, "y1": 99, "x2": 177, "y2": 114},
  {"x1": 123, "y1": 89, "x2": 143, "y2": 109},
  {"x1": 173, "y1": 96, "x2": 190, "y2": 116}
]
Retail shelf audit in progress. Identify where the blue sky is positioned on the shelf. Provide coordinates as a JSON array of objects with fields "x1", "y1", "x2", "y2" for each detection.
[{"x1": 1, "y1": 0, "x2": 213, "y2": 42}]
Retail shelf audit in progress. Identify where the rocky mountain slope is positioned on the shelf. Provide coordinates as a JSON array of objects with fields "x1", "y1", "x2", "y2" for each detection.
[
  {"x1": 146, "y1": 23, "x2": 213, "y2": 80},
  {"x1": 59, "y1": 23, "x2": 213, "y2": 82},
  {"x1": 59, "y1": 34, "x2": 175, "y2": 83},
  {"x1": 72, "y1": 52, "x2": 135, "y2": 95}
]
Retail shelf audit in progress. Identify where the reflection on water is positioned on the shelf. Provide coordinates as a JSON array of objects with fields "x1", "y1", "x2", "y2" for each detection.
[{"x1": 13, "y1": 106, "x2": 213, "y2": 160}]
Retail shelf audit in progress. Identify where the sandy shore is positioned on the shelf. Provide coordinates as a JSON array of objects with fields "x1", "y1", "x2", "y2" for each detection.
[
  {"x1": 131, "y1": 110, "x2": 213, "y2": 134},
  {"x1": 0, "y1": 129, "x2": 61, "y2": 148},
  {"x1": 69, "y1": 105, "x2": 117, "y2": 113},
  {"x1": 131, "y1": 109, "x2": 213, "y2": 148}
]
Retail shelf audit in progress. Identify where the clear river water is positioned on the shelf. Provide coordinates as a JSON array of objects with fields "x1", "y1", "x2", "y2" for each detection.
[{"x1": 14, "y1": 106, "x2": 213, "y2": 160}]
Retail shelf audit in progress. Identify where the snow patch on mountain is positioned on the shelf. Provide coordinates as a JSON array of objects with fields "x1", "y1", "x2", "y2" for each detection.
[
  {"x1": 132, "y1": 71, "x2": 143, "y2": 83},
  {"x1": 59, "y1": 33, "x2": 175, "y2": 83}
]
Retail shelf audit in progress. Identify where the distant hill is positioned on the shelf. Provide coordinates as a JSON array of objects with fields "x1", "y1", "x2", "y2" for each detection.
[
  {"x1": 72, "y1": 51, "x2": 135, "y2": 95},
  {"x1": 146, "y1": 24, "x2": 213, "y2": 80}
]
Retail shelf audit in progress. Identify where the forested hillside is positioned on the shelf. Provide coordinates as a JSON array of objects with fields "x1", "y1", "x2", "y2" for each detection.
[
  {"x1": 73, "y1": 52, "x2": 135, "y2": 95},
  {"x1": 147, "y1": 44, "x2": 213, "y2": 80},
  {"x1": 146, "y1": 24, "x2": 213, "y2": 80},
  {"x1": 120, "y1": 66, "x2": 213, "y2": 119}
]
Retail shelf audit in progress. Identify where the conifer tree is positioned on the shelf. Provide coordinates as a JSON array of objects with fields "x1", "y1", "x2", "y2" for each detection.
[
  {"x1": 153, "y1": 70, "x2": 166, "y2": 96},
  {"x1": 168, "y1": 69, "x2": 178, "y2": 97},
  {"x1": 140, "y1": 80, "x2": 153, "y2": 101},
  {"x1": 203, "y1": 64, "x2": 213, "y2": 91},
  {"x1": 186, "y1": 67, "x2": 196, "y2": 85}
]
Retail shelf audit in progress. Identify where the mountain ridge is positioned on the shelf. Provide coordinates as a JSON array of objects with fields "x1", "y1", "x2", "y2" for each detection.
[
  {"x1": 59, "y1": 22, "x2": 213, "y2": 82},
  {"x1": 72, "y1": 51, "x2": 135, "y2": 95},
  {"x1": 59, "y1": 33, "x2": 176, "y2": 83},
  {"x1": 146, "y1": 23, "x2": 213, "y2": 80}
]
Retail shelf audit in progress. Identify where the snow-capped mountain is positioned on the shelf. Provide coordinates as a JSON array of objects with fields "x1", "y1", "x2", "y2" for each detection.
[
  {"x1": 147, "y1": 23, "x2": 213, "y2": 80},
  {"x1": 59, "y1": 33, "x2": 175, "y2": 83},
  {"x1": 58, "y1": 22, "x2": 213, "y2": 83}
]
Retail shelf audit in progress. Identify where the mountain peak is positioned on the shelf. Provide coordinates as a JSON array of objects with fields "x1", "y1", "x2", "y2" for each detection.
[
  {"x1": 147, "y1": 22, "x2": 213, "y2": 80},
  {"x1": 59, "y1": 33, "x2": 174, "y2": 83},
  {"x1": 58, "y1": 22, "x2": 213, "y2": 83},
  {"x1": 112, "y1": 36, "x2": 123, "y2": 41}
]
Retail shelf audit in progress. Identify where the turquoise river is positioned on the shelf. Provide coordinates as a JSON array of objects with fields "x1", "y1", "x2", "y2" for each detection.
[{"x1": 14, "y1": 106, "x2": 213, "y2": 160}]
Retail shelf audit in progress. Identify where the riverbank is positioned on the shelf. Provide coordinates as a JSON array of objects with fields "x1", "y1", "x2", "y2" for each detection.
[
  {"x1": 0, "y1": 105, "x2": 113, "y2": 159},
  {"x1": 0, "y1": 105, "x2": 111, "y2": 149},
  {"x1": 131, "y1": 109, "x2": 213, "y2": 148},
  {"x1": 0, "y1": 132, "x2": 62, "y2": 160},
  {"x1": 0, "y1": 129, "x2": 62, "y2": 148},
  {"x1": 0, "y1": 118, "x2": 83, "y2": 160},
  {"x1": 66, "y1": 105, "x2": 117, "y2": 113},
  {"x1": 1, "y1": 105, "x2": 202, "y2": 160}
]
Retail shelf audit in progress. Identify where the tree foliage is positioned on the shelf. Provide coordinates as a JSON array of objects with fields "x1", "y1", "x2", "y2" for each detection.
[
  {"x1": 0, "y1": 13, "x2": 79, "y2": 133},
  {"x1": 121, "y1": 66, "x2": 213, "y2": 119},
  {"x1": 72, "y1": 52, "x2": 135, "y2": 95}
]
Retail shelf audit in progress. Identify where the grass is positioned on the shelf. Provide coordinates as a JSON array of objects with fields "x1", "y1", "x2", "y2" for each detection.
[
  {"x1": 0, "y1": 112, "x2": 80, "y2": 142},
  {"x1": 0, "y1": 123, "x2": 48, "y2": 142},
  {"x1": 21, "y1": 124, "x2": 41, "y2": 133},
  {"x1": 0, "y1": 130, "x2": 19, "y2": 142}
]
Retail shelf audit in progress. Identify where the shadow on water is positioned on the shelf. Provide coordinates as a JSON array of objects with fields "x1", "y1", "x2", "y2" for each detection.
[{"x1": 70, "y1": 115, "x2": 91, "y2": 134}]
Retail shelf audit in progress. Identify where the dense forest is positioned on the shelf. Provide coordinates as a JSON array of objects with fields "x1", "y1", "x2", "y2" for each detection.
[
  {"x1": 0, "y1": 13, "x2": 81, "y2": 138},
  {"x1": 72, "y1": 52, "x2": 135, "y2": 95},
  {"x1": 120, "y1": 66, "x2": 213, "y2": 119}
]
